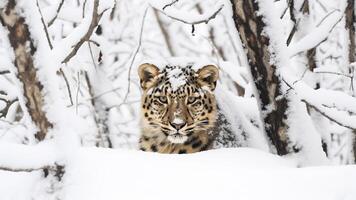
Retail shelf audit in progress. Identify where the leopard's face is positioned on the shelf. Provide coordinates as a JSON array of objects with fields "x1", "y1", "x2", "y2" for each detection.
[{"x1": 138, "y1": 64, "x2": 219, "y2": 153}]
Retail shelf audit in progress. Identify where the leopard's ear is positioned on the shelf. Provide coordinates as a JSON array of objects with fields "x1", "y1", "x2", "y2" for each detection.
[
  {"x1": 197, "y1": 65, "x2": 219, "y2": 91},
  {"x1": 138, "y1": 63, "x2": 160, "y2": 90}
]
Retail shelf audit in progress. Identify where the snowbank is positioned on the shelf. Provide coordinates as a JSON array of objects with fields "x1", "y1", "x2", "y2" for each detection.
[
  {"x1": 63, "y1": 148, "x2": 356, "y2": 200},
  {"x1": 1, "y1": 147, "x2": 356, "y2": 200}
]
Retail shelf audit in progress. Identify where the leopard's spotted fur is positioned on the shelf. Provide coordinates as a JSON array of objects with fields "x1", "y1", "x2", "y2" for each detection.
[{"x1": 138, "y1": 63, "x2": 219, "y2": 153}]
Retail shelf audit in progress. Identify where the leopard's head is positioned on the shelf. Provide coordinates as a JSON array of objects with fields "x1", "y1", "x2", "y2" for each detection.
[{"x1": 138, "y1": 63, "x2": 219, "y2": 145}]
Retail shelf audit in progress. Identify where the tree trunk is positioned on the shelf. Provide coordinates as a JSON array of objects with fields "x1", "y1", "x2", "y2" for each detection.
[
  {"x1": 0, "y1": 0, "x2": 52, "y2": 141},
  {"x1": 229, "y1": 0, "x2": 289, "y2": 155},
  {"x1": 345, "y1": 0, "x2": 356, "y2": 163}
]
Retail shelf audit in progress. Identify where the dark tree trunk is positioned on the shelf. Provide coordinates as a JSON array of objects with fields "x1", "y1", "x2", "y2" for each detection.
[
  {"x1": 346, "y1": 0, "x2": 355, "y2": 65},
  {"x1": 345, "y1": 0, "x2": 356, "y2": 163},
  {"x1": 229, "y1": 0, "x2": 290, "y2": 155},
  {"x1": 0, "y1": 0, "x2": 52, "y2": 141}
]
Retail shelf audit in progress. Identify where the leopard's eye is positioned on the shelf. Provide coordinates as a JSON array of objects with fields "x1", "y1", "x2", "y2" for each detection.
[
  {"x1": 187, "y1": 96, "x2": 197, "y2": 104},
  {"x1": 158, "y1": 96, "x2": 168, "y2": 104}
]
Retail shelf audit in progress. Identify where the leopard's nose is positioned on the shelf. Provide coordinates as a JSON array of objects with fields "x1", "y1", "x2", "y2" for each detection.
[{"x1": 170, "y1": 119, "x2": 186, "y2": 130}]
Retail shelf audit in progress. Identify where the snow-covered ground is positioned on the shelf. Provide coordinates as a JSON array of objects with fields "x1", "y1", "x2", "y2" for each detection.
[{"x1": 1, "y1": 147, "x2": 355, "y2": 200}]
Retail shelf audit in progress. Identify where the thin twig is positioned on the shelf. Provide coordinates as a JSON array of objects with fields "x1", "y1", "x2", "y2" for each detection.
[
  {"x1": 282, "y1": 78, "x2": 356, "y2": 130},
  {"x1": 316, "y1": 9, "x2": 341, "y2": 27},
  {"x1": 48, "y1": 0, "x2": 65, "y2": 27},
  {"x1": 0, "y1": 165, "x2": 48, "y2": 172},
  {"x1": 82, "y1": 0, "x2": 88, "y2": 18},
  {"x1": 36, "y1": 0, "x2": 53, "y2": 49},
  {"x1": 88, "y1": 86, "x2": 121, "y2": 101},
  {"x1": 314, "y1": 71, "x2": 353, "y2": 78},
  {"x1": 121, "y1": 7, "x2": 149, "y2": 104},
  {"x1": 87, "y1": 42, "x2": 98, "y2": 69},
  {"x1": 75, "y1": 71, "x2": 80, "y2": 114},
  {"x1": 153, "y1": 4, "x2": 224, "y2": 25},
  {"x1": 286, "y1": 19, "x2": 299, "y2": 46},
  {"x1": 163, "y1": 0, "x2": 179, "y2": 10},
  {"x1": 59, "y1": 68, "x2": 74, "y2": 106},
  {"x1": 0, "y1": 70, "x2": 10, "y2": 75},
  {"x1": 302, "y1": 100, "x2": 356, "y2": 130}
]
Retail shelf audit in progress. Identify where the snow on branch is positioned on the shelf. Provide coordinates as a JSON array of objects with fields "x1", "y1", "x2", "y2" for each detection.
[
  {"x1": 150, "y1": 2, "x2": 224, "y2": 25},
  {"x1": 0, "y1": 142, "x2": 58, "y2": 172},
  {"x1": 282, "y1": 72, "x2": 356, "y2": 130},
  {"x1": 52, "y1": 0, "x2": 111, "y2": 64},
  {"x1": 288, "y1": 9, "x2": 344, "y2": 57},
  {"x1": 301, "y1": 99, "x2": 356, "y2": 130}
]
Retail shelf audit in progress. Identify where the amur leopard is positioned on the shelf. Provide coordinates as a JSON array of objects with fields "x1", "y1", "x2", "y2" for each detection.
[{"x1": 138, "y1": 63, "x2": 223, "y2": 154}]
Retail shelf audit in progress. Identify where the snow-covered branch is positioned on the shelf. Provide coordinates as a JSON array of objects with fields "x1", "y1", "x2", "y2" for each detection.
[
  {"x1": 52, "y1": 0, "x2": 110, "y2": 64},
  {"x1": 283, "y1": 73, "x2": 356, "y2": 130},
  {"x1": 0, "y1": 142, "x2": 58, "y2": 172},
  {"x1": 288, "y1": 9, "x2": 344, "y2": 57}
]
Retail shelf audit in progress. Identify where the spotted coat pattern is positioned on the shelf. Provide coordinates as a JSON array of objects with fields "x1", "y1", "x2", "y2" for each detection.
[{"x1": 139, "y1": 64, "x2": 219, "y2": 154}]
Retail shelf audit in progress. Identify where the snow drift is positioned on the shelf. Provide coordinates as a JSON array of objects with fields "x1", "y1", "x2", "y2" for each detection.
[{"x1": 0, "y1": 147, "x2": 355, "y2": 200}]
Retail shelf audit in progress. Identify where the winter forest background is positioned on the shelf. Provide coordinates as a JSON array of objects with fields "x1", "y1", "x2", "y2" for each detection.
[{"x1": 0, "y1": 0, "x2": 356, "y2": 199}]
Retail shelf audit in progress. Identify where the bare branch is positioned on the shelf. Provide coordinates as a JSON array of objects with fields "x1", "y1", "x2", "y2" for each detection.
[
  {"x1": 0, "y1": 70, "x2": 10, "y2": 75},
  {"x1": 162, "y1": 0, "x2": 179, "y2": 10},
  {"x1": 0, "y1": 165, "x2": 48, "y2": 172},
  {"x1": 121, "y1": 7, "x2": 149, "y2": 104},
  {"x1": 87, "y1": 42, "x2": 98, "y2": 69},
  {"x1": 59, "y1": 68, "x2": 74, "y2": 106},
  {"x1": 62, "y1": 0, "x2": 108, "y2": 64},
  {"x1": 36, "y1": 0, "x2": 53, "y2": 49},
  {"x1": 152, "y1": 4, "x2": 224, "y2": 26},
  {"x1": 316, "y1": 9, "x2": 340, "y2": 27},
  {"x1": 314, "y1": 71, "x2": 353, "y2": 78},
  {"x1": 286, "y1": 19, "x2": 299, "y2": 46},
  {"x1": 75, "y1": 71, "x2": 80, "y2": 114},
  {"x1": 47, "y1": 0, "x2": 65, "y2": 27},
  {"x1": 82, "y1": 0, "x2": 88, "y2": 18}
]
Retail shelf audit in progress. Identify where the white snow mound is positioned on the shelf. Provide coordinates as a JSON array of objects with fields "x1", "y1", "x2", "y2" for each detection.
[
  {"x1": 62, "y1": 148, "x2": 356, "y2": 200},
  {"x1": 1, "y1": 147, "x2": 356, "y2": 200}
]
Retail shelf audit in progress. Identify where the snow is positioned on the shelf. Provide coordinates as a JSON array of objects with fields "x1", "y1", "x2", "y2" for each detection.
[
  {"x1": 167, "y1": 67, "x2": 187, "y2": 91},
  {"x1": 288, "y1": 9, "x2": 344, "y2": 57},
  {"x1": 0, "y1": 147, "x2": 355, "y2": 200},
  {"x1": 0, "y1": 141, "x2": 58, "y2": 170},
  {"x1": 0, "y1": 0, "x2": 355, "y2": 199},
  {"x1": 0, "y1": 171, "x2": 41, "y2": 200},
  {"x1": 215, "y1": 85, "x2": 270, "y2": 151},
  {"x1": 56, "y1": 148, "x2": 356, "y2": 200}
]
